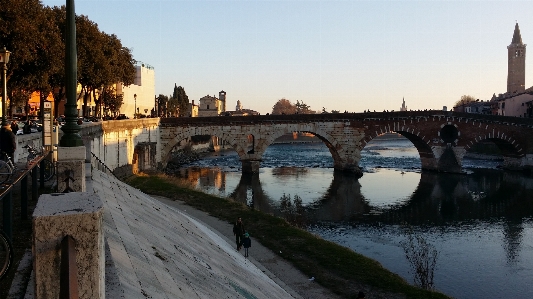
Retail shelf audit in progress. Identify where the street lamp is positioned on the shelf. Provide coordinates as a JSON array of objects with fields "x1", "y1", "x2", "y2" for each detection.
[
  {"x1": 0, "y1": 47, "x2": 11, "y2": 126},
  {"x1": 134, "y1": 93, "x2": 137, "y2": 119}
]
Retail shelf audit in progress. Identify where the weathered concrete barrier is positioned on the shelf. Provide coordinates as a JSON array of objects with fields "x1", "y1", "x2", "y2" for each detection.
[{"x1": 32, "y1": 193, "x2": 104, "y2": 299}]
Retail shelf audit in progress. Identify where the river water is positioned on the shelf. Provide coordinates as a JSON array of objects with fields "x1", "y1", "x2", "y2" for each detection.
[{"x1": 170, "y1": 135, "x2": 533, "y2": 299}]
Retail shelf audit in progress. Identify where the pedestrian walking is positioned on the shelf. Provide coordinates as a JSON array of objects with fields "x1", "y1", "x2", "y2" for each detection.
[
  {"x1": 242, "y1": 232, "x2": 251, "y2": 257},
  {"x1": 232, "y1": 217, "x2": 245, "y2": 250},
  {"x1": 0, "y1": 123, "x2": 16, "y2": 159}
]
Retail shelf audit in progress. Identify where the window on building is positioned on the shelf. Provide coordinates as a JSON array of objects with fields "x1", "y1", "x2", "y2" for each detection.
[{"x1": 207, "y1": 105, "x2": 210, "y2": 109}]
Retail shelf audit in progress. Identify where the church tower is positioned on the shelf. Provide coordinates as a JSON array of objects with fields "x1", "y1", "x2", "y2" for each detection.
[
  {"x1": 219, "y1": 90, "x2": 226, "y2": 112},
  {"x1": 507, "y1": 23, "x2": 526, "y2": 93}
]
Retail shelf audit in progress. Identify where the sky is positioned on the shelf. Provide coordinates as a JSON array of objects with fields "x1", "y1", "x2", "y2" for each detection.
[{"x1": 41, "y1": 0, "x2": 533, "y2": 115}]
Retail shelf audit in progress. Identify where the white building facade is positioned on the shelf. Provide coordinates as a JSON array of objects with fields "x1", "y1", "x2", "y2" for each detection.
[{"x1": 117, "y1": 63, "x2": 156, "y2": 118}]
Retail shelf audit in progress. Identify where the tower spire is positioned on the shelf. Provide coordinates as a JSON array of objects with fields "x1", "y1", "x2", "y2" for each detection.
[
  {"x1": 507, "y1": 22, "x2": 526, "y2": 93},
  {"x1": 511, "y1": 22, "x2": 523, "y2": 45}
]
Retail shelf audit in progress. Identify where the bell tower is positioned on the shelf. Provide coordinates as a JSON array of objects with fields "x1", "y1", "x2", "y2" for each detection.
[{"x1": 507, "y1": 23, "x2": 526, "y2": 93}]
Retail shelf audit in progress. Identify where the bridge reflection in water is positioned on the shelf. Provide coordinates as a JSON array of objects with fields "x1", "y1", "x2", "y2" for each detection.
[
  {"x1": 171, "y1": 165, "x2": 533, "y2": 298},
  {"x1": 174, "y1": 166, "x2": 533, "y2": 226}
]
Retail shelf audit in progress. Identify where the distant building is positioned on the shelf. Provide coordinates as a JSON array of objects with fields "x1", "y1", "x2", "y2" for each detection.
[
  {"x1": 198, "y1": 91, "x2": 226, "y2": 117},
  {"x1": 487, "y1": 23, "x2": 533, "y2": 118},
  {"x1": 400, "y1": 98, "x2": 407, "y2": 111},
  {"x1": 223, "y1": 100, "x2": 260, "y2": 116},
  {"x1": 454, "y1": 99, "x2": 492, "y2": 114},
  {"x1": 507, "y1": 23, "x2": 526, "y2": 94},
  {"x1": 118, "y1": 63, "x2": 156, "y2": 118},
  {"x1": 189, "y1": 100, "x2": 199, "y2": 117}
]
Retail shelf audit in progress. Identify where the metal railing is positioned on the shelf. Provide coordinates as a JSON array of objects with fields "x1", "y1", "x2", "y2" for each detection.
[
  {"x1": 1, "y1": 154, "x2": 47, "y2": 242},
  {"x1": 90, "y1": 152, "x2": 117, "y2": 178}
]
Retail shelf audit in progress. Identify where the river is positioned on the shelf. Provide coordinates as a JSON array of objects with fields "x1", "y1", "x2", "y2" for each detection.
[{"x1": 169, "y1": 135, "x2": 533, "y2": 299}]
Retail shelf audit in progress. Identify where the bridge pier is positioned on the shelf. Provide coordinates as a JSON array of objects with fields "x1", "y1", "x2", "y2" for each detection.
[
  {"x1": 502, "y1": 156, "x2": 523, "y2": 171},
  {"x1": 430, "y1": 145, "x2": 466, "y2": 173},
  {"x1": 242, "y1": 159, "x2": 261, "y2": 174},
  {"x1": 334, "y1": 164, "x2": 364, "y2": 177}
]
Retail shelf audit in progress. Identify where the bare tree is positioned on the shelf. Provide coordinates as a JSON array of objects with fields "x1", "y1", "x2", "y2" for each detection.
[{"x1": 400, "y1": 227, "x2": 439, "y2": 290}]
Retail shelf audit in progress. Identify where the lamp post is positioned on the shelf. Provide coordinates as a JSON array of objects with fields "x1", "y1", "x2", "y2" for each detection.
[
  {"x1": 0, "y1": 47, "x2": 11, "y2": 127},
  {"x1": 154, "y1": 95, "x2": 157, "y2": 117},
  {"x1": 60, "y1": 0, "x2": 83, "y2": 147},
  {"x1": 134, "y1": 93, "x2": 137, "y2": 119}
]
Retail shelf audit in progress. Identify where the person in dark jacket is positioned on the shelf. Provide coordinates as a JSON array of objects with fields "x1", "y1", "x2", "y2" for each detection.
[
  {"x1": 10, "y1": 120, "x2": 19, "y2": 134},
  {"x1": 0, "y1": 124, "x2": 16, "y2": 159},
  {"x1": 232, "y1": 217, "x2": 245, "y2": 250},
  {"x1": 242, "y1": 232, "x2": 251, "y2": 257},
  {"x1": 23, "y1": 120, "x2": 32, "y2": 134}
]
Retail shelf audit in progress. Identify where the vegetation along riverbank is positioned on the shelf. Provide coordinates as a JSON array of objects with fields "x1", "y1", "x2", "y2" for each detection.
[{"x1": 125, "y1": 173, "x2": 451, "y2": 299}]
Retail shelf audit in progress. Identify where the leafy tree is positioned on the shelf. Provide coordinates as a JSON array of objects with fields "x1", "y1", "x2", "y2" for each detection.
[
  {"x1": 93, "y1": 33, "x2": 135, "y2": 117},
  {"x1": 321, "y1": 107, "x2": 329, "y2": 114},
  {"x1": 156, "y1": 94, "x2": 169, "y2": 117},
  {"x1": 0, "y1": 0, "x2": 56, "y2": 117},
  {"x1": 47, "y1": 6, "x2": 67, "y2": 118},
  {"x1": 76, "y1": 15, "x2": 107, "y2": 117},
  {"x1": 272, "y1": 98, "x2": 296, "y2": 115},
  {"x1": 172, "y1": 84, "x2": 190, "y2": 117},
  {"x1": 103, "y1": 91, "x2": 123, "y2": 116},
  {"x1": 454, "y1": 95, "x2": 477, "y2": 107},
  {"x1": 1, "y1": 1, "x2": 136, "y2": 119},
  {"x1": 295, "y1": 100, "x2": 316, "y2": 114}
]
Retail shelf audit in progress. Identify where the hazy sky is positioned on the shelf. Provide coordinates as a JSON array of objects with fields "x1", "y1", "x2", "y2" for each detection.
[{"x1": 41, "y1": 0, "x2": 533, "y2": 115}]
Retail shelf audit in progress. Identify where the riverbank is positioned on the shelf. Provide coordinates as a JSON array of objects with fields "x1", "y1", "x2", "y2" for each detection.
[{"x1": 125, "y1": 173, "x2": 451, "y2": 299}]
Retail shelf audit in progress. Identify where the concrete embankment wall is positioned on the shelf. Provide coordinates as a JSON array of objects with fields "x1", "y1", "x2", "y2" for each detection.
[{"x1": 91, "y1": 167, "x2": 294, "y2": 298}]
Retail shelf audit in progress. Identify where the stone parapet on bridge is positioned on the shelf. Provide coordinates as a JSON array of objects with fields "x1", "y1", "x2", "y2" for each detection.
[{"x1": 160, "y1": 111, "x2": 533, "y2": 174}]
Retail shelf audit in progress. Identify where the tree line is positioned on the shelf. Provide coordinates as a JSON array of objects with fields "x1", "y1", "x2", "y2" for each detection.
[
  {"x1": 0, "y1": 0, "x2": 136, "y2": 118},
  {"x1": 155, "y1": 84, "x2": 190, "y2": 117},
  {"x1": 271, "y1": 98, "x2": 342, "y2": 115}
]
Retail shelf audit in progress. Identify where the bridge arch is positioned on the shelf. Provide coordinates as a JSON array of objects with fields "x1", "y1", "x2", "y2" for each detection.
[
  {"x1": 362, "y1": 121, "x2": 440, "y2": 171},
  {"x1": 461, "y1": 124, "x2": 526, "y2": 170},
  {"x1": 253, "y1": 123, "x2": 344, "y2": 169},
  {"x1": 161, "y1": 127, "x2": 246, "y2": 165}
]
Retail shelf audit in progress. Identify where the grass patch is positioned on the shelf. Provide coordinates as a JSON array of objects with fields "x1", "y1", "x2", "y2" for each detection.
[{"x1": 125, "y1": 173, "x2": 451, "y2": 299}]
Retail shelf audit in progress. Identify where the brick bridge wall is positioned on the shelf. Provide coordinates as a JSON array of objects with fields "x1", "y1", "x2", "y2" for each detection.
[{"x1": 160, "y1": 111, "x2": 533, "y2": 175}]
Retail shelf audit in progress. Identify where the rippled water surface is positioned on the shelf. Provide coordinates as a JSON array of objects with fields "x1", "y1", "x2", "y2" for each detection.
[{"x1": 172, "y1": 136, "x2": 533, "y2": 299}]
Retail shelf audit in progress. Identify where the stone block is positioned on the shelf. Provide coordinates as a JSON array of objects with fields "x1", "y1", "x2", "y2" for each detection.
[
  {"x1": 57, "y1": 160, "x2": 86, "y2": 192},
  {"x1": 57, "y1": 146, "x2": 86, "y2": 161},
  {"x1": 33, "y1": 193, "x2": 104, "y2": 299}
]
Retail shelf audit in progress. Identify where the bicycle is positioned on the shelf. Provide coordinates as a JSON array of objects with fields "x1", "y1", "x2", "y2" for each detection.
[
  {"x1": 24, "y1": 145, "x2": 55, "y2": 182},
  {"x1": 0, "y1": 229, "x2": 13, "y2": 281},
  {"x1": 0, "y1": 152, "x2": 16, "y2": 184}
]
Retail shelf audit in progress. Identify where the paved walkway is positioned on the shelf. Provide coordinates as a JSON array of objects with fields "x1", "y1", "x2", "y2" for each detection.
[
  {"x1": 91, "y1": 169, "x2": 298, "y2": 299},
  {"x1": 151, "y1": 196, "x2": 342, "y2": 299}
]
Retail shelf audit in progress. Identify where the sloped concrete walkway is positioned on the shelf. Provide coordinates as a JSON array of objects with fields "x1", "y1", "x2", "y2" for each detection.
[{"x1": 91, "y1": 169, "x2": 294, "y2": 299}]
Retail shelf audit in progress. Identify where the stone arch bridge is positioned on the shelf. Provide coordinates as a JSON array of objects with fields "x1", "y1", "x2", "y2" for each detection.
[{"x1": 160, "y1": 111, "x2": 533, "y2": 176}]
